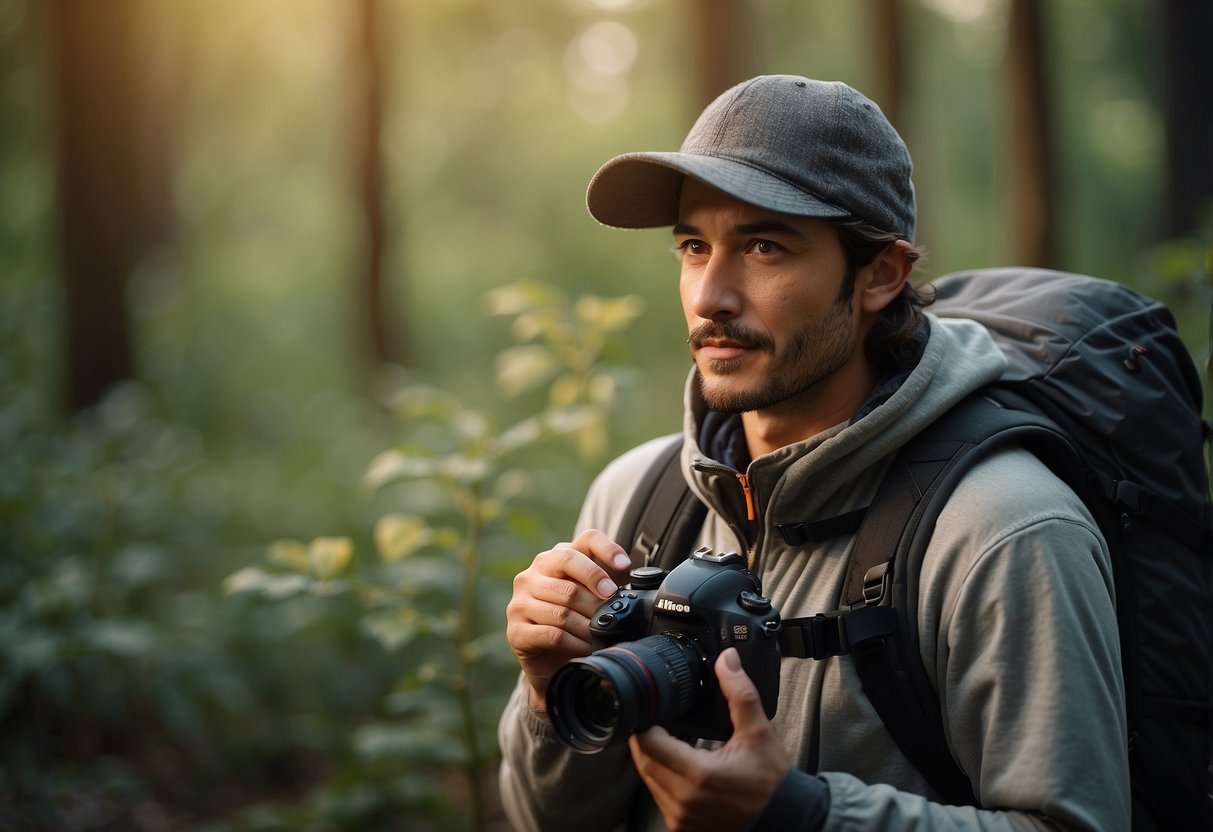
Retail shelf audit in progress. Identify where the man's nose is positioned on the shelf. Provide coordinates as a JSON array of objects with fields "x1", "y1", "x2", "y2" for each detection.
[{"x1": 685, "y1": 255, "x2": 741, "y2": 321}]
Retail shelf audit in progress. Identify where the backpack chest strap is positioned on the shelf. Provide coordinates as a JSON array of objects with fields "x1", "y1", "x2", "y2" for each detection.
[{"x1": 778, "y1": 606, "x2": 899, "y2": 660}]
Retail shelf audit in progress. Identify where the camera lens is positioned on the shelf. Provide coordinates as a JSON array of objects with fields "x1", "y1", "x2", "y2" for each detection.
[{"x1": 547, "y1": 633, "x2": 708, "y2": 753}]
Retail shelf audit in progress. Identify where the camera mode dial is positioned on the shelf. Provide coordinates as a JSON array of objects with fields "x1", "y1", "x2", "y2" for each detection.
[
  {"x1": 628, "y1": 566, "x2": 665, "y2": 590},
  {"x1": 738, "y1": 590, "x2": 772, "y2": 614}
]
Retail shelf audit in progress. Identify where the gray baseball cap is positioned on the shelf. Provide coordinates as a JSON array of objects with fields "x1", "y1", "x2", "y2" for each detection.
[{"x1": 586, "y1": 75, "x2": 916, "y2": 240}]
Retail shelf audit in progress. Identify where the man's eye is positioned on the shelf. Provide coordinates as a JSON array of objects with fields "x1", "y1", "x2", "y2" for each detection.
[
  {"x1": 751, "y1": 240, "x2": 783, "y2": 255},
  {"x1": 676, "y1": 240, "x2": 708, "y2": 257}
]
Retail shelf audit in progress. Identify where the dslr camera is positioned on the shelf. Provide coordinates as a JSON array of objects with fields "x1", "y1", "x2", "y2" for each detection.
[{"x1": 546, "y1": 546, "x2": 783, "y2": 753}]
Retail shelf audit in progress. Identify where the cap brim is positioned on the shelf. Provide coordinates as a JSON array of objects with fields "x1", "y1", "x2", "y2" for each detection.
[{"x1": 585, "y1": 152, "x2": 850, "y2": 229}]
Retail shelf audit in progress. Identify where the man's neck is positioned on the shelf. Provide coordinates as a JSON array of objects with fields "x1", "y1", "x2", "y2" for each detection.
[{"x1": 740, "y1": 366, "x2": 881, "y2": 459}]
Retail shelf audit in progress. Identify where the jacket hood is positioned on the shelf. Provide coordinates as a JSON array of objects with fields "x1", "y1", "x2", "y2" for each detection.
[{"x1": 680, "y1": 315, "x2": 1007, "y2": 531}]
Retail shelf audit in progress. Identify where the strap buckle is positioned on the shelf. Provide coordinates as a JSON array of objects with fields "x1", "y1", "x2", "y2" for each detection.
[
  {"x1": 862, "y1": 562, "x2": 892, "y2": 607},
  {"x1": 779, "y1": 612, "x2": 846, "y2": 660}
]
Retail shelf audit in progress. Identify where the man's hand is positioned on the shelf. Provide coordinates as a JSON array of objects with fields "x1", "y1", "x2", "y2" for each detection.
[
  {"x1": 629, "y1": 648, "x2": 791, "y2": 831},
  {"x1": 505, "y1": 529, "x2": 633, "y2": 707}
]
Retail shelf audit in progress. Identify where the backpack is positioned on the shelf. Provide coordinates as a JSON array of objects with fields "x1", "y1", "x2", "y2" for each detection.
[{"x1": 616, "y1": 267, "x2": 1213, "y2": 830}]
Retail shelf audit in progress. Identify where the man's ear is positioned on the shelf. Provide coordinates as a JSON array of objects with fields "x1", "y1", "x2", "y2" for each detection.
[{"x1": 858, "y1": 240, "x2": 914, "y2": 314}]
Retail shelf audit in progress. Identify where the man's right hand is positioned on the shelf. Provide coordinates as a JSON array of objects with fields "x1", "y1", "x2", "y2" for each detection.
[{"x1": 505, "y1": 528, "x2": 634, "y2": 708}]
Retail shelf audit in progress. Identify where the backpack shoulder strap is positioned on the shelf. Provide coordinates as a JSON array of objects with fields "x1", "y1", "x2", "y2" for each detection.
[
  {"x1": 614, "y1": 435, "x2": 708, "y2": 571},
  {"x1": 832, "y1": 393, "x2": 1074, "y2": 805}
]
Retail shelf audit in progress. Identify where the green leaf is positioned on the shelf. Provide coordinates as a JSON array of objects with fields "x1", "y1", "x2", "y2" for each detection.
[
  {"x1": 493, "y1": 468, "x2": 533, "y2": 500},
  {"x1": 308, "y1": 537, "x2": 352, "y2": 580},
  {"x1": 436, "y1": 454, "x2": 492, "y2": 485},
  {"x1": 495, "y1": 345, "x2": 558, "y2": 397},
  {"x1": 452, "y1": 410, "x2": 491, "y2": 442},
  {"x1": 352, "y1": 721, "x2": 465, "y2": 765},
  {"x1": 588, "y1": 372, "x2": 617, "y2": 404},
  {"x1": 483, "y1": 282, "x2": 553, "y2": 317},
  {"x1": 548, "y1": 374, "x2": 582, "y2": 407},
  {"x1": 478, "y1": 498, "x2": 502, "y2": 524},
  {"x1": 576, "y1": 294, "x2": 645, "y2": 331},
  {"x1": 510, "y1": 312, "x2": 543, "y2": 342},
  {"x1": 361, "y1": 608, "x2": 421, "y2": 653},
  {"x1": 223, "y1": 566, "x2": 311, "y2": 599},
  {"x1": 224, "y1": 566, "x2": 270, "y2": 595},
  {"x1": 267, "y1": 538, "x2": 310, "y2": 572},
  {"x1": 374, "y1": 514, "x2": 430, "y2": 563},
  {"x1": 497, "y1": 417, "x2": 542, "y2": 453},
  {"x1": 86, "y1": 619, "x2": 159, "y2": 657},
  {"x1": 363, "y1": 449, "x2": 437, "y2": 490},
  {"x1": 543, "y1": 404, "x2": 589, "y2": 431}
]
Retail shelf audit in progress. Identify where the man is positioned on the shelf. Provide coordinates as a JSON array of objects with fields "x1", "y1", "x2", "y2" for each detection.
[{"x1": 498, "y1": 75, "x2": 1128, "y2": 831}]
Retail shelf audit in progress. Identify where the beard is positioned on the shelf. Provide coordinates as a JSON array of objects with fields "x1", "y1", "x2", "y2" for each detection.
[{"x1": 689, "y1": 296, "x2": 856, "y2": 414}]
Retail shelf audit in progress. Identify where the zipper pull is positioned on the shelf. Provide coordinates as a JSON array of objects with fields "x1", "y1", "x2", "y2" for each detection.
[{"x1": 736, "y1": 473, "x2": 756, "y2": 521}]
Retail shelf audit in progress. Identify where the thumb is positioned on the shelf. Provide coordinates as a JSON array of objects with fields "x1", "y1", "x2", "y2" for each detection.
[{"x1": 716, "y1": 647, "x2": 769, "y2": 735}]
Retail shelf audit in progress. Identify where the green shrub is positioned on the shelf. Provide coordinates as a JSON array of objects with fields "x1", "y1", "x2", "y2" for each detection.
[{"x1": 225, "y1": 283, "x2": 643, "y2": 830}]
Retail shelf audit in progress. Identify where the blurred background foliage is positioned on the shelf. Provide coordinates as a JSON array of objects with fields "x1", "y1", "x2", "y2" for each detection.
[{"x1": 0, "y1": 0, "x2": 1209, "y2": 829}]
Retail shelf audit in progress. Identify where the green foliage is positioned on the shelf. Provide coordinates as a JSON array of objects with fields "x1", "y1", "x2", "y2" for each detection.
[
  {"x1": 0, "y1": 381, "x2": 395, "y2": 828},
  {"x1": 225, "y1": 283, "x2": 643, "y2": 830}
]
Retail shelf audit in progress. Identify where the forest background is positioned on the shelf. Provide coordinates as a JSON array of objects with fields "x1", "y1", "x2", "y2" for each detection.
[{"x1": 2, "y1": 0, "x2": 1210, "y2": 830}]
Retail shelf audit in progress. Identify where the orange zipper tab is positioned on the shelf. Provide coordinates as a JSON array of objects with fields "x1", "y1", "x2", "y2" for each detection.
[{"x1": 736, "y1": 473, "x2": 756, "y2": 521}]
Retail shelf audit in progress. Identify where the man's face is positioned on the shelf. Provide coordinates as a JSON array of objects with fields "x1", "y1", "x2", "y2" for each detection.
[{"x1": 675, "y1": 179, "x2": 865, "y2": 416}]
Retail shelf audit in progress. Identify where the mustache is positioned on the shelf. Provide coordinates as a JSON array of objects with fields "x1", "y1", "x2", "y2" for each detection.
[{"x1": 687, "y1": 320, "x2": 775, "y2": 353}]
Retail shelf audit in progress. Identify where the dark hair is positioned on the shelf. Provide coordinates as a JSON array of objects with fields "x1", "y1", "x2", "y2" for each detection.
[{"x1": 834, "y1": 218, "x2": 934, "y2": 374}]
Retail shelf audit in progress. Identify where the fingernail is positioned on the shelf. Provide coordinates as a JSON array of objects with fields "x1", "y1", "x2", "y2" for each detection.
[
  {"x1": 598, "y1": 578, "x2": 618, "y2": 597},
  {"x1": 612, "y1": 552, "x2": 632, "y2": 570},
  {"x1": 722, "y1": 648, "x2": 741, "y2": 672}
]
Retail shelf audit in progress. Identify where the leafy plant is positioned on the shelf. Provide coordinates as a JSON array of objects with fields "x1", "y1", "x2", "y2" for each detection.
[{"x1": 226, "y1": 283, "x2": 644, "y2": 830}]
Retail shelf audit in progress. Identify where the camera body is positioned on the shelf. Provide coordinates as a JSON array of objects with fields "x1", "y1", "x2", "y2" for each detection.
[{"x1": 547, "y1": 546, "x2": 783, "y2": 752}]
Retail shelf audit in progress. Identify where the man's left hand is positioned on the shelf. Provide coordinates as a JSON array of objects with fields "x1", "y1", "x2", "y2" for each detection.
[{"x1": 628, "y1": 647, "x2": 792, "y2": 832}]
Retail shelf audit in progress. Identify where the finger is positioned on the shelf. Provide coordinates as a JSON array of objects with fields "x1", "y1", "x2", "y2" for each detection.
[
  {"x1": 715, "y1": 648, "x2": 769, "y2": 736},
  {"x1": 504, "y1": 620, "x2": 592, "y2": 696},
  {"x1": 518, "y1": 570, "x2": 602, "y2": 618},
  {"x1": 536, "y1": 535, "x2": 628, "y2": 600},
  {"x1": 631, "y1": 725, "x2": 703, "y2": 779},
  {"x1": 507, "y1": 619, "x2": 591, "y2": 661},
  {"x1": 628, "y1": 731, "x2": 683, "y2": 822},
  {"x1": 570, "y1": 528, "x2": 633, "y2": 570},
  {"x1": 507, "y1": 593, "x2": 594, "y2": 642}
]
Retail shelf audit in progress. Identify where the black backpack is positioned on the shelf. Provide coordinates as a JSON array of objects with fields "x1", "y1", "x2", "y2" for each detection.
[{"x1": 616, "y1": 268, "x2": 1213, "y2": 830}]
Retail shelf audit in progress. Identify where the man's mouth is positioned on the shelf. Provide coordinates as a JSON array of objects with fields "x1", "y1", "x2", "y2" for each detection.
[
  {"x1": 695, "y1": 338, "x2": 753, "y2": 361},
  {"x1": 688, "y1": 322, "x2": 772, "y2": 360}
]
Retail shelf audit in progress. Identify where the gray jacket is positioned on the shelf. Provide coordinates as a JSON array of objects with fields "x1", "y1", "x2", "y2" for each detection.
[{"x1": 498, "y1": 316, "x2": 1129, "y2": 831}]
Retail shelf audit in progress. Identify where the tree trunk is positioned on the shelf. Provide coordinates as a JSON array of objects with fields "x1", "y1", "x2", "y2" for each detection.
[
  {"x1": 870, "y1": 0, "x2": 907, "y2": 132},
  {"x1": 1160, "y1": 0, "x2": 1213, "y2": 238},
  {"x1": 691, "y1": 0, "x2": 764, "y2": 109},
  {"x1": 49, "y1": 0, "x2": 141, "y2": 412},
  {"x1": 1005, "y1": 0, "x2": 1056, "y2": 267},
  {"x1": 350, "y1": 0, "x2": 400, "y2": 370}
]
